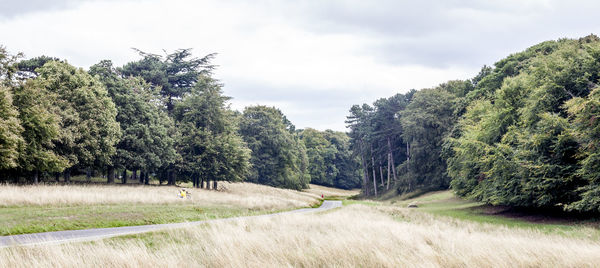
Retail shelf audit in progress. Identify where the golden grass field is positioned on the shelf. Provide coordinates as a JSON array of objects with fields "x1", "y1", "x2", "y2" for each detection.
[
  {"x1": 2, "y1": 204, "x2": 600, "y2": 267},
  {"x1": 0, "y1": 182, "x2": 336, "y2": 211},
  {"x1": 1, "y1": 183, "x2": 598, "y2": 267}
]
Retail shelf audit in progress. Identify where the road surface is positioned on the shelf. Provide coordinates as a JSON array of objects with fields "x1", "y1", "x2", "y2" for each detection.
[{"x1": 0, "y1": 200, "x2": 342, "y2": 248}]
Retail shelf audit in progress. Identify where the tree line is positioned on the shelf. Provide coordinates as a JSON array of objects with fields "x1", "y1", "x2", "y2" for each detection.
[
  {"x1": 348, "y1": 35, "x2": 600, "y2": 212},
  {"x1": 0, "y1": 46, "x2": 362, "y2": 190}
]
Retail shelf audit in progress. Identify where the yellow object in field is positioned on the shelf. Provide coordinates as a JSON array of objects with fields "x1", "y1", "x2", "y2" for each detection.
[{"x1": 181, "y1": 191, "x2": 186, "y2": 198}]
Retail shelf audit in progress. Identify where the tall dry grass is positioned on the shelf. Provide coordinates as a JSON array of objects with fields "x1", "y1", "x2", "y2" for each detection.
[
  {"x1": 306, "y1": 184, "x2": 360, "y2": 198},
  {"x1": 2, "y1": 204, "x2": 599, "y2": 267},
  {"x1": 0, "y1": 182, "x2": 320, "y2": 211}
]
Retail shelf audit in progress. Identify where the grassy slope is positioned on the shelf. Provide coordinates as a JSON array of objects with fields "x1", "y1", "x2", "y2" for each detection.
[
  {"x1": 390, "y1": 190, "x2": 600, "y2": 239},
  {"x1": 5, "y1": 203, "x2": 600, "y2": 267},
  {"x1": 0, "y1": 204, "x2": 254, "y2": 236},
  {"x1": 0, "y1": 181, "x2": 347, "y2": 235}
]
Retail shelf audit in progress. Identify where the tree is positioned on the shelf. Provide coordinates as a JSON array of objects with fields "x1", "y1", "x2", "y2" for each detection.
[
  {"x1": 174, "y1": 76, "x2": 250, "y2": 189},
  {"x1": 239, "y1": 105, "x2": 310, "y2": 190},
  {"x1": 120, "y1": 48, "x2": 215, "y2": 112},
  {"x1": 0, "y1": 85, "x2": 23, "y2": 171},
  {"x1": 0, "y1": 45, "x2": 23, "y2": 85},
  {"x1": 346, "y1": 104, "x2": 374, "y2": 196},
  {"x1": 34, "y1": 61, "x2": 120, "y2": 181},
  {"x1": 448, "y1": 35, "x2": 600, "y2": 210},
  {"x1": 12, "y1": 80, "x2": 68, "y2": 183},
  {"x1": 90, "y1": 60, "x2": 177, "y2": 184},
  {"x1": 400, "y1": 87, "x2": 457, "y2": 191},
  {"x1": 300, "y1": 128, "x2": 334, "y2": 186},
  {"x1": 300, "y1": 128, "x2": 362, "y2": 189},
  {"x1": 565, "y1": 87, "x2": 600, "y2": 212}
]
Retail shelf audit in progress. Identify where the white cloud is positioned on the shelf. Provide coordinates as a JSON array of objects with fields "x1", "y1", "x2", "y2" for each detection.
[{"x1": 1, "y1": 0, "x2": 599, "y2": 131}]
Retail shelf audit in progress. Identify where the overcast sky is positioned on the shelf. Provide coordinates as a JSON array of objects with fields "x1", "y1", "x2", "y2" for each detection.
[{"x1": 1, "y1": 0, "x2": 599, "y2": 131}]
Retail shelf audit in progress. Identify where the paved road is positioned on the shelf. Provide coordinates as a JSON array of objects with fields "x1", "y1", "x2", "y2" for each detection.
[{"x1": 0, "y1": 200, "x2": 342, "y2": 248}]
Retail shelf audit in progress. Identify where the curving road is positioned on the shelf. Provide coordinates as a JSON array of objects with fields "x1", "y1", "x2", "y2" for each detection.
[{"x1": 0, "y1": 200, "x2": 342, "y2": 248}]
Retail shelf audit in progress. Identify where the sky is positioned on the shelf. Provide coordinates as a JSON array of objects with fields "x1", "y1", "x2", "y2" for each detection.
[{"x1": 1, "y1": 0, "x2": 600, "y2": 131}]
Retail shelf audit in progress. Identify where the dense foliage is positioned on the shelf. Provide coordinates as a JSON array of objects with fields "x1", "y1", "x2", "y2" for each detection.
[
  {"x1": 174, "y1": 76, "x2": 251, "y2": 189},
  {"x1": 239, "y1": 106, "x2": 310, "y2": 190},
  {"x1": 5, "y1": 34, "x2": 600, "y2": 209},
  {"x1": 448, "y1": 36, "x2": 600, "y2": 211},
  {"x1": 300, "y1": 128, "x2": 362, "y2": 189},
  {"x1": 349, "y1": 35, "x2": 600, "y2": 212},
  {"x1": 0, "y1": 47, "x2": 324, "y2": 191}
]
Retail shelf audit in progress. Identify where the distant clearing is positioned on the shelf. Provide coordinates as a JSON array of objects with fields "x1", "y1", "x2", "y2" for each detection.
[{"x1": 305, "y1": 184, "x2": 359, "y2": 199}]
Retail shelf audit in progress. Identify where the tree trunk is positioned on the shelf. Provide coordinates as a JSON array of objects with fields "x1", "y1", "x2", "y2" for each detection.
[
  {"x1": 144, "y1": 172, "x2": 149, "y2": 185},
  {"x1": 64, "y1": 168, "x2": 71, "y2": 183},
  {"x1": 359, "y1": 142, "x2": 369, "y2": 196},
  {"x1": 86, "y1": 168, "x2": 92, "y2": 182},
  {"x1": 107, "y1": 166, "x2": 115, "y2": 184},
  {"x1": 387, "y1": 153, "x2": 391, "y2": 190},
  {"x1": 166, "y1": 172, "x2": 171, "y2": 185},
  {"x1": 200, "y1": 177, "x2": 204, "y2": 189},
  {"x1": 170, "y1": 171, "x2": 177, "y2": 186},
  {"x1": 34, "y1": 170, "x2": 39, "y2": 184},
  {"x1": 55, "y1": 172, "x2": 60, "y2": 182},
  {"x1": 214, "y1": 180, "x2": 218, "y2": 191},
  {"x1": 132, "y1": 169, "x2": 137, "y2": 182},
  {"x1": 387, "y1": 137, "x2": 397, "y2": 183},
  {"x1": 406, "y1": 141, "x2": 411, "y2": 191},
  {"x1": 379, "y1": 162, "x2": 384, "y2": 187},
  {"x1": 139, "y1": 171, "x2": 144, "y2": 184},
  {"x1": 406, "y1": 142, "x2": 410, "y2": 172},
  {"x1": 122, "y1": 169, "x2": 128, "y2": 184},
  {"x1": 370, "y1": 145, "x2": 377, "y2": 197}
]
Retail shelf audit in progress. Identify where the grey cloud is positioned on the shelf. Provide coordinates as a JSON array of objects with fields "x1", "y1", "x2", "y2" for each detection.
[
  {"x1": 0, "y1": 0, "x2": 126, "y2": 19},
  {"x1": 0, "y1": 0, "x2": 77, "y2": 18},
  {"x1": 223, "y1": 79, "x2": 375, "y2": 131},
  {"x1": 258, "y1": 0, "x2": 600, "y2": 68}
]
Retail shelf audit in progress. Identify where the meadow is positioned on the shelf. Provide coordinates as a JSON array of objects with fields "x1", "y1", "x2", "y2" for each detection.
[
  {"x1": 1, "y1": 184, "x2": 599, "y2": 267},
  {"x1": 0, "y1": 182, "x2": 333, "y2": 235},
  {"x1": 2, "y1": 201, "x2": 600, "y2": 267}
]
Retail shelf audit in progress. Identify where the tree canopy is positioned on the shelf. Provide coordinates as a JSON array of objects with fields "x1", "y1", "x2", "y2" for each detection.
[{"x1": 239, "y1": 105, "x2": 310, "y2": 190}]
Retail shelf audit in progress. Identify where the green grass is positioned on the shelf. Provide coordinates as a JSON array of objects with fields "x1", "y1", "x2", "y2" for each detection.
[
  {"x1": 342, "y1": 199, "x2": 378, "y2": 206},
  {"x1": 0, "y1": 204, "x2": 264, "y2": 236},
  {"x1": 394, "y1": 190, "x2": 600, "y2": 239}
]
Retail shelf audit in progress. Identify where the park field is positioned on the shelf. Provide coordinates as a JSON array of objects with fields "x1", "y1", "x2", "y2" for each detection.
[
  {"x1": 1, "y1": 185, "x2": 599, "y2": 267},
  {"x1": 0, "y1": 182, "x2": 349, "y2": 235},
  {"x1": 1, "y1": 199, "x2": 600, "y2": 266}
]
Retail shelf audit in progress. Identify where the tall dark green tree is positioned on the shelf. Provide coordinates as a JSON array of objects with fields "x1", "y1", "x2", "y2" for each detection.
[
  {"x1": 239, "y1": 105, "x2": 310, "y2": 190},
  {"x1": 400, "y1": 87, "x2": 458, "y2": 191},
  {"x1": 447, "y1": 36, "x2": 600, "y2": 210},
  {"x1": 301, "y1": 128, "x2": 362, "y2": 189},
  {"x1": 565, "y1": 87, "x2": 600, "y2": 212},
  {"x1": 90, "y1": 60, "x2": 177, "y2": 184},
  {"x1": 120, "y1": 48, "x2": 215, "y2": 112},
  {"x1": 0, "y1": 85, "x2": 23, "y2": 171},
  {"x1": 13, "y1": 79, "x2": 68, "y2": 183},
  {"x1": 33, "y1": 61, "x2": 121, "y2": 181},
  {"x1": 174, "y1": 76, "x2": 250, "y2": 189}
]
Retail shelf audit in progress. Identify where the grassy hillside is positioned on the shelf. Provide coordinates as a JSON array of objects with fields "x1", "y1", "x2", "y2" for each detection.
[
  {"x1": 389, "y1": 190, "x2": 600, "y2": 239},
  {"x1": 2, "y1": 202, "x2": 599, "y2": 267},
  {"x1": 0, "y1": 182, "x2": 349, "y2": 235}
]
